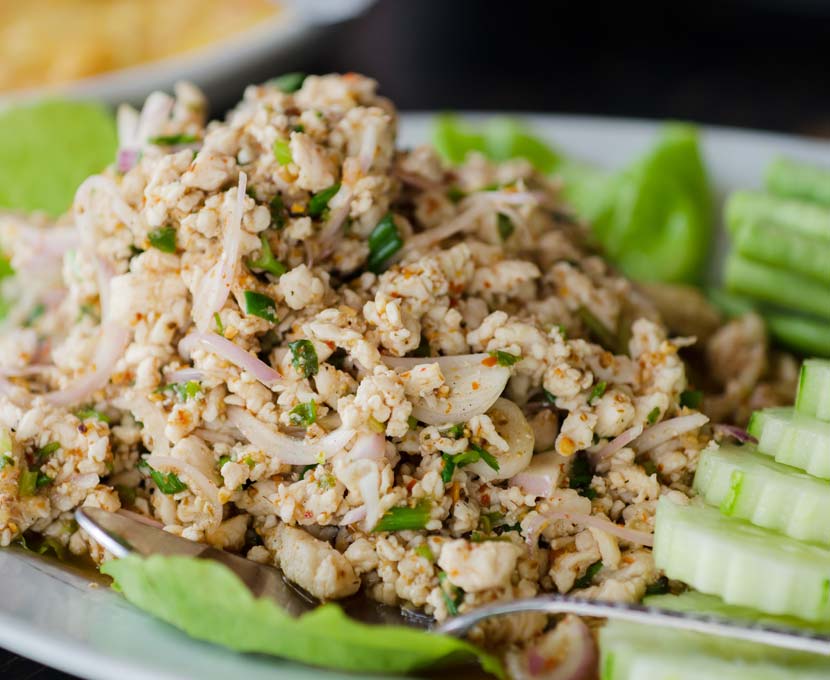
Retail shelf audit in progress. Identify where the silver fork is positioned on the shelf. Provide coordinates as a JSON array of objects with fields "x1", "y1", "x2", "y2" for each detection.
[{"x1": 77, "y1": 507, "x2": 830, "y2": 655}]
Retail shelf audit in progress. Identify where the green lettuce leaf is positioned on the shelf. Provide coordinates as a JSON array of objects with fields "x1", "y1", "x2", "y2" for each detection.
[
  {"x1": 0, "y1": 100, "x2": 116, "y2": 217},
  {"x1": 101, "y1": 554, "x2": 503, "y2": 677},
  {"x1": 431, "y1": 116, "x2": 712, "y2": 284}
]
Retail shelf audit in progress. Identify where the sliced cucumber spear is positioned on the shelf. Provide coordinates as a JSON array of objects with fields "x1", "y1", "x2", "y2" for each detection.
[
  {"x1": 726, "y1": 190, "x2": 830, "y2": 240},
  {"x1": 694, "y1": 444, "x2": 830, "y2": 545},
  {"x1": 766, "y1": 157, "x2": 830, "y2": 208},
  {"x1": 797, "y1": 358, "x2": 830, "y2": 422},
  {"x1": 653, "y1": 497, "x2": 830, "y2": 622},
  {"x1": 748, "y1": 407, "x2": 830, "y2": 479}
]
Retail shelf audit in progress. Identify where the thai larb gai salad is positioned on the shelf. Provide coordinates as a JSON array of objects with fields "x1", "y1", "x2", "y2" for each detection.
[{"x1": 0, "y1": 73, "x2": 800, "y2": 676}]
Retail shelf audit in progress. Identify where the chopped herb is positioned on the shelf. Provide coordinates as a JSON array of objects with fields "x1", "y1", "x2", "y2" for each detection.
[
  {"x1": 293, "y1": 124, "x2": 305, "y2": 133},
  {"x1": 248, "y1": 234, "x2": 287, "y2": 277},
  {"x1": 157, "y1": 381, "x2": 201, "y2": 401},
  {"x1": 645, "y1": 576, "x2": 670, "y2": 596},
  {"x1": 469, "y1": 443, "x2": 500, "y2": 472},
  {"x1": 588, "y1": 380, "x2": 607, "y2": 404},
  {"x1": 647, "y1": 407, "x2": 661, "y2": 425},
  {"x1": 497, "y1": 213, "x2": 514, "y2": 240},
  {"x1": 555, "y1": 324, "x2": 568, "y2": 339},
  {"x1": 573, "y1": 560, "x2": 603, "y2": 589},
  {"x1": 479, "y1": 511, "x2": 505, "y2": 534},
  {"x1": 543, "y1": 389, "x2": 557, "y2": 405},
  {"x1": 679, "y1": 389, "x2": 703, "y2": 409},
  {"x1": 148, "y1": 226, "x2": 177, "y2": 253},
  {"x1": 288, "y1": 339, "x2": 318, "y2": 378},
  {"x1": 438, "y1": 571, "x2": 463, "y2": 615},
  {"x1": 246, "y1": 186, "x2": 258, "y2": 200},
  {"x1": 367, "y1": 416, "x2": 385, "y2": 434},
  {"x1": 443, "y1": 423, "x2": 465, "y2": 439},
  {"x1": 35, "y1": 441, "x2": 60, "y2": 459},
  {"x1": 289, "y1": 401, "x2": 318, "y2": 427},
  {"x1": 441, "y1": 454, "x2": 457, "y2": 484},
  {"x1": 76, "y1": 407, "x2": 110, "y2": 423},
  {"x1": 577, "y1": 305, "x2": 619, "y2": 352},
  {"x1": 35, "y1": 471, "x2": 53, "y2": 489},
  {"x1": 36, "y1": 536, "x2": 66, "y2": 560},
  {"x1": 446, "y1": 187, "x2": 465, "y2": 203},
  {"x1": 214, "y1": 312, "x2": 224, "y2": 335},
  {"x1": 469, "y1": 531, "x2": 512, "y2": 543},
  {"x1": 414, "y1": 543, "x2": 434, "y2": 561},
  {"x1": 148, "y1": 133, "x2": 199, "y2": 146},
  {"x1": 243, "y1": 456, "x2": 256, "y2": 469},
  {"x1": 24, "y1": 303, "x2": 45, "y2": 327},
  {"x1": 243, "y1": 290, "x2": 279, "y2": 323},
  {"x1": 0, "y1": 454, "x2": 13, "y2": 469},
  {"x1": 115, "y1": 484, "x2": 137, "y2": 505},
  {"x1": 489, "y1": 350, "x2": 521, "y2": 367},
  {"x1": 407, "y1": 415, "x2": 419, "y2": 430},
  {"x1": 269, "y1": 195, "x2": 286, "y2": 229},
  {"x1": 308, "y1": 183, "x2": 341, "y2": 219},
  {"x1": 373, "y1": 499, "x2": 432, "y2": 532},
  {"x1": 300, "y1": 464, "x2": 316, "y2": 479},
  {"x1": 569, "y1": 452, "x2": 596, "y2": 500},
  {"x1": 217, "y1": 455, "x2": 232, "y2": 470},
  {"x1": 642, "y1": 459, "x2": 657, "y2": 476},
  {"x1": 138, "y1": 459, "x2": 188, "y2": 495},
  {"x1": 367, "y1": 213, "x2": 403, "y2": 274},
  {"x1": 273, "y1": 139, "x2": 293, "y2": 165},
  {"x1": 270, "y1": 72, "x2": 306, "y2": 93},
  {"x1": 18, "y1": 468, "x2": 38, "y2": 496}
]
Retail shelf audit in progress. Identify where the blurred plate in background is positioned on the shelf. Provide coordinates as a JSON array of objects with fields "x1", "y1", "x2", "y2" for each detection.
[{"x1": 0, "y1": 0, "x2": 376, "y2": 107}]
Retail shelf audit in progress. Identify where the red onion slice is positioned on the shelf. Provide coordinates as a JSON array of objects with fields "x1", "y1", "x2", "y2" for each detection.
[
  {"x1": 227, "y1": 406, "x2": 355, "y2": 465},
  {"x1": 632, "y1": 413, "x2": 709, "y2": 454},
  {"x1": 714, "y1": 423, "x2": 758, "y2": 444},
  {"x1": 179, "y1": 331, "x2": 282, "y2": 389},
  {"x1": 509, "y1": 452, "x2": 567, "y2": 497},
  {"x1": 44, "y1": 322, "x2": 129, "y2": 407},
  {"x1": 166, "y1": 368, "x2": 205, "y2": 384},
  {"x1": 591, "y1": 424, "x2": 644, "y2": 463},
  {"x1": 542, "y1": 509, "x2": 654, "y2": 547},
  {"x1": 398, "y1": 204, "x2": 488, "y2": 258},
  {"x1": 192, "y1": 172, "x2": 247, "y2": 331},
  {"x1": 507, "y1": 615, "x2": 598, "y2": 680}
]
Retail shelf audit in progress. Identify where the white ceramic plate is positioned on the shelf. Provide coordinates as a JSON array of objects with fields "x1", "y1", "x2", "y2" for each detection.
[
  {"x1": 1, "y1": 113, "x2": 830, "y2": 680},
  {"x1": 0, "y1": 0, "x2": 376, "y2": 106}
]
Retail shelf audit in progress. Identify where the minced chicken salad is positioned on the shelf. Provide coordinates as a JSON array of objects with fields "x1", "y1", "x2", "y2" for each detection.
[{"x1": 0, "y1": 74, "x2": 797, "y2": 669}]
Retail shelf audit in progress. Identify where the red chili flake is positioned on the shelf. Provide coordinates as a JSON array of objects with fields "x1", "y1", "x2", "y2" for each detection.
[
  {"x1": 482, "y1": 356, "x2": 498, "y2": 367},
  {"x1": 471, "y1": 381, "x2": 480, "y2": 390}
]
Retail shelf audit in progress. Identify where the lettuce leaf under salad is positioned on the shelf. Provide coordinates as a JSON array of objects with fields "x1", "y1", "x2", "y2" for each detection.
[
  {"x1": 102, "y1": 555, "x2": 503, "y2": 677},
  {"x1": 432, "y1": 115, "x2": 713, "y2": 284}
]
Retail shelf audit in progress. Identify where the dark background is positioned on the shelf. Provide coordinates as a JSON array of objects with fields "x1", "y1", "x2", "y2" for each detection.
[{"x1": 6, "y1": 0, "x2": 830, "y2": 677}]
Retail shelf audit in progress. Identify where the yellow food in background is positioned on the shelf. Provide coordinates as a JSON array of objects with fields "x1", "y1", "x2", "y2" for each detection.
[{"x1": 0, "y1": 0, "x2": 281, "y2": 91}]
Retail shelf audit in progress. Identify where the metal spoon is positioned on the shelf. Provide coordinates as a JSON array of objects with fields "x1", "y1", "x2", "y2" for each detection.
[{"x1": 77, "y1": 507, "x2": 830, "y2": 655}]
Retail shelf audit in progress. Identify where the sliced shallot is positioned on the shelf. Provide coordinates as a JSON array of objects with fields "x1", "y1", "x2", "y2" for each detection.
[
  {"x1": 542, "y1": 509, "x2": 654, "y2": 546},
  {"x1": 179, "y1": 331, "x2": 282, "y2": 389},
  {"x1": 591, "y1": 424, "x2": 644, "y2": 463},
  {"x1": 468, "y1": 398, "x2": 535, "y2": 481},
  {"x1": 632, "y1": 413, "x2": 709, "y2": 454},
  {"x1": 340, "y1": 506, "x2": 368, "y2": 526},
  {"x1": 143, "y1": 454, "x2": 221, "y2": 527},
  {"x1": 509, "y1": 451, "x2": 568, "y2": 497},
  {"x1": 506, "y1": 615, "x2": 598, "y2": 680}
]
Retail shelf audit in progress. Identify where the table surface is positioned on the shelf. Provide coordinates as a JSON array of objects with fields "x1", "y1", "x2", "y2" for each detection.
[{"x1": 4, "y1": 0, "x2": 830, "y2": 676}]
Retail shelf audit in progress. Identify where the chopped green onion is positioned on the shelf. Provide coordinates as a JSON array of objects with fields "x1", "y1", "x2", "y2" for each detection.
[
  {"x1": 269, "y1": 195, "x2": 286, "y2": 229},
  {"x1": 438, "y1": 571, "x2": 463, "y2": 615},
  {"x1": 543, "y1": 389, "x2": 557, "y2": 405},
  {"x1": 470, "y1": 443, "x2": 500, "y2": 472},
  {"x1": 273, "y1": 139, "x2": 293, "y2": 165},
  {"x1": 577, "y1": 306, "x2": 619, "y2": 352},
  {"x1": 645, "y1": 575, "x2": 670, "y2": 596},
  {"x1": 647, "y1": 406, "x2": 661, "y2": 425},
  {"x1": 148, "y1": 133, "x2": 199, "y2": 146},
  {"x1": 573, "y1": 560, "x2": 603, "y2": 589},
  {"x1": 367, "y1": 213, "x2": 403, "y2": 274},
  {"x1": 0, "y1": 454, "x2": 14, "y2": 470},
  {"x1": 497, "y1": 213, "x2": 514, "y2": 240},
  {"x1": 243, "y1": 290, "x2": 278, "y2": 323},
  {"x1": 24, "y1": 303, "x2": 45, "y2": 327},
  {"x1": 407, "y1": 415, "x2": 419, "y2": 430},
  {"x1": 373, "y1": 499, "x2": 432, "y2": 532},
  {"x1": 76, "y1": 407, "x2": 110, "y2": 423},
  {"x1": 138, "y1": 459, "x2": 188, "y2": 495},
  {"x1": 441, "y1": 454, "x2": 457, "y2": 483},
  {"x1": 248, "y1": 234, "x2": 287, "y2": 277},
  {"x1": 442, "y1": 443, "x2": 499, "y2": 482},
  {"x1": 289, "y1": 401, "x2": 318, "y2": 427},
  {"x1": 18, "y1": 468, "x2": 38, "y2": 496},
  {"x1": 214, "y1": 312, "x2": 224, "y2": 335},
  {"x1": 271, "y1": 72, "x2": 306, "y2": 93},
  {"x1": 35, "y1": 442, "x2": 60, "y2": 459},
  {"x1": 115, "y1": 484, "x2": 137, "y2": 505},
  {"x1": 367, "y1": 416, "x2": 385, "y2": 434},
  {"x1": 446, "y1": 187, "x2": 465, "y2": 203},
  {"x1": 157, "y1": 381, "x2": 201, "y2": 401},
  {"x1": 217, "y1": 455, "x2": 231, "y2": 470},
  {"x1": 443, "y1": 423, "x2": 465, "y2": 439},
  {"x1": 588, "y1": 380, "x2": 607, "y2": 404},
  {"x1": 300, "y1": 464, "x2": 316, "y2": 479},
  {"x1": 679, "y1": 389, "x2": 703, "y2": 409},
  {"x1": 414, "y1": 543, "x2": 434, "y2": 561},
  {"x1": 308, "y1": 183, "x2": 341, "y2": 219},
  {"x1": 489, "y1": 350, "x2": 521, "y2": 367},
  {"x1": 569, "y1": 452, "x2": 596, "y2": 499},
  {"x1": 35, "y1": 471, "x2": 52, "y2": 489},
  {"x1": 148, "y1": 226, "x2": 177, "y2": 253},
  {"x1": 243, "y1": 456, "x2": 256, "y2": 469},
  {"x1": 288, "y1": 339, "x2": 318, "y2": 378}
]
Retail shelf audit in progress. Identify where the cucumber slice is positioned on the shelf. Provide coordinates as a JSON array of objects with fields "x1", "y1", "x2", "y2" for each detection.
[
  {"x1": 694, "y1": 444, "x2": 830, "y2": 544},
  {"x1": 797, "y1": 359, "x2": 830, "y2": 422},
  {"x1": 645, "y1": 591, "x2": 830, "y2": 633},
  {"x1": 748, "y1": 407, "x2": 830, "y2": 479},
  {"x1": 601, "y1": 618, "x2": 830, "y2": 680},
  {"x1": 653, "y1": 497, "x2": 830, "y2": 621}
]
